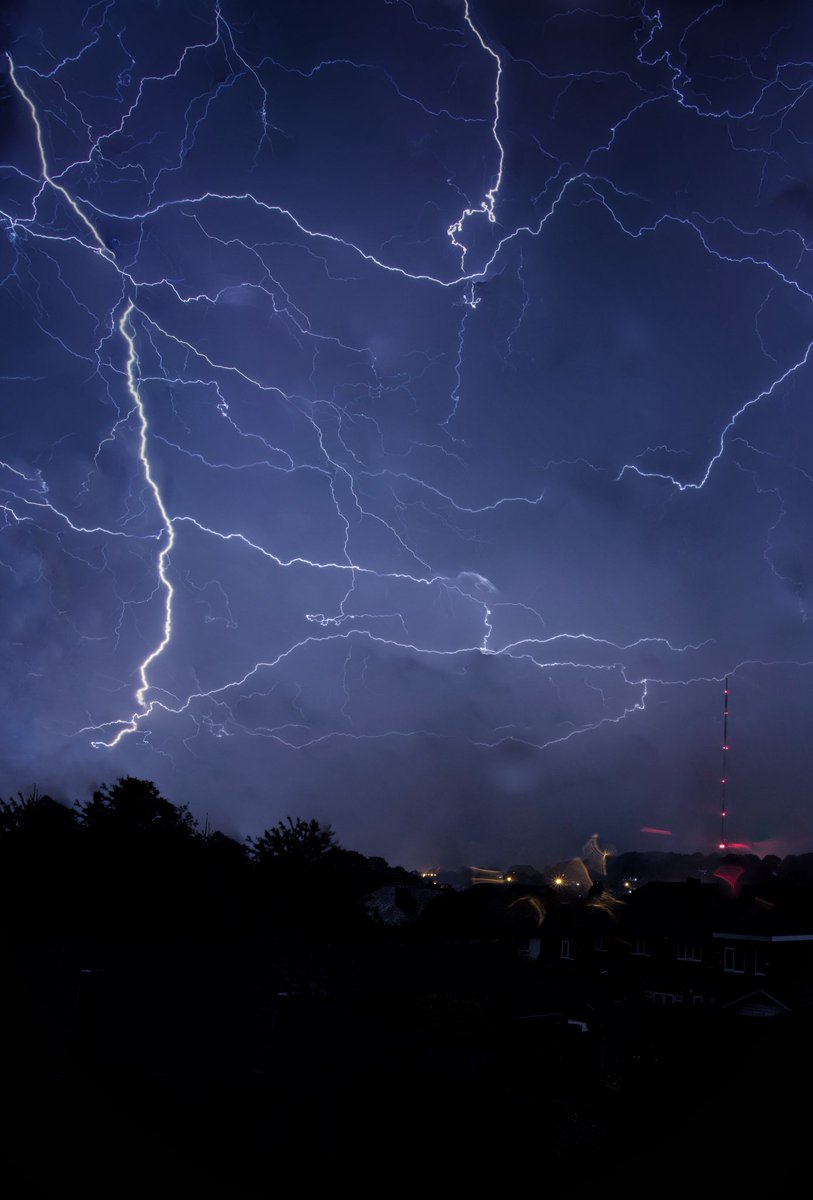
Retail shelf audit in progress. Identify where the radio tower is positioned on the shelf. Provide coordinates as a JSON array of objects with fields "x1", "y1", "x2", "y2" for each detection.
[{"x1": 719, "y1": 678, "x2": 729, "y2": 850}]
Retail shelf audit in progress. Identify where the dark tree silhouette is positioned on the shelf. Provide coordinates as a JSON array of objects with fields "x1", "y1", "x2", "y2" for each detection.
[
  {"x1": 69, "y1": 778, "x2": 200, "y2": 944},
  {"x1": 0, "y1": 789, "x2": 78, "y2": 938},
  {"x1": 76, "y1": 776, "x2": 197, "y2": 839},
  {"x1": 248, "y1": 817, "x2": 399, "y2": 936},
  {"x1": 249, "y1": 815, "x2": 337, "y2": 865},
  {"x1": 0, "y1": 788, "x2": 76, "y2": 839}
]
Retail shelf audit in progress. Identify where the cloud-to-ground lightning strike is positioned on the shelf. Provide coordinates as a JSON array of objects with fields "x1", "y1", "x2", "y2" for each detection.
[
  {"x1": 102, "y1": 303, "x2": 176, "y2": 747},
  {"x1": 2, "y1": 0, "x2": 813, "y2": 865}
]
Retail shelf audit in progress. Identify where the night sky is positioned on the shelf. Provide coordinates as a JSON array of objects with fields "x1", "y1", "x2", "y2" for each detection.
[{"x1": 2, "y1": 0, "x2": 813, "y2": 868}]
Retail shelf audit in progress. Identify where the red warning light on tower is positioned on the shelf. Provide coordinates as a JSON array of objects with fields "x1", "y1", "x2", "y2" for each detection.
[{"x1": 719, "y1": 677, "x2": 730, "y2": 851}]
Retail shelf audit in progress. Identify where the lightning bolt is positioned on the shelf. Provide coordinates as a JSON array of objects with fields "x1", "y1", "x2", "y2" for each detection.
[
  {"x1": 2, "y1": 0, "x2": 812, "y2": 856},
  {"x1": 104, "y1": 302, "x2": 176, "y2": 745}
]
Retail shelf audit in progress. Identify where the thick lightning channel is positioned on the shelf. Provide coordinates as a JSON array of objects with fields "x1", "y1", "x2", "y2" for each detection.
[
  {"x1": 100, "y1": 303, "x2": 176, "y2": 747},
  {"x1": 2, "y1": 0, "x2": 813, "y2": 854}
]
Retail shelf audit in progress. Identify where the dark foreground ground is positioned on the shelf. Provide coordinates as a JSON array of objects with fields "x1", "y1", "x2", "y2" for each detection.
[{"x1": 2, "y1": 932, "x2": 810, "y2": 1197}]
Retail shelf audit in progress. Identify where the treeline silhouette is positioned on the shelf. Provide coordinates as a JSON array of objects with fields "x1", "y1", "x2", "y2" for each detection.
[
  {"x1": 0, "y1": 778, "x2": 550, "y2": 1196},
  {"x1": 0, "y1": 777, "x2": 416, "y2": 946}
]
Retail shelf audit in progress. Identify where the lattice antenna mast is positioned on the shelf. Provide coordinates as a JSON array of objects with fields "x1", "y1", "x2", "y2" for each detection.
[{"x1": 719, "y1": 678, "x2": 729, "y2": 850}]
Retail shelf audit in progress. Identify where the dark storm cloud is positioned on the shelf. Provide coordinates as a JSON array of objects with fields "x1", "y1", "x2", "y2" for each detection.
[{"x1": 2, "y1": 0, "x2": 813, "y2": 866}]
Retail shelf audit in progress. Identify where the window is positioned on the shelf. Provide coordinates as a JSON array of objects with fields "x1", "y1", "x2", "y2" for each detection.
[
  {"x1": 645, "y1": 991, "x2": 684, "y2": 1006},
  {"x1": 561, "y1": 939, "x2": 575, "y2": 961},
  {"x1": 724, "y1": 946, "x2": 745, "y2": 973},
  {"x1": 677, "y1": 943, "x2": 702, "y2": 962},
  {"x1": 632, "y1": 938, "x2": 652, "y2": 957},
  {"x1": 594, "y1": 935, "x2": 607, "y2": 953}
]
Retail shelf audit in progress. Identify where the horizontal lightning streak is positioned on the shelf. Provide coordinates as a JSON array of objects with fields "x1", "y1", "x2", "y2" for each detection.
[{"x1": 1, "y1": 0, "x2": 811, "y2": 822}]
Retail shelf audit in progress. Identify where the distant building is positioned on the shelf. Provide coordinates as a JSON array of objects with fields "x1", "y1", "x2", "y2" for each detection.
[
  {"x1": 366, "y1": 884, "x2": 439, "y2": 926},
  {"x1": 529, "y1": 878, "x2": 813, "y2": 1017}
]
